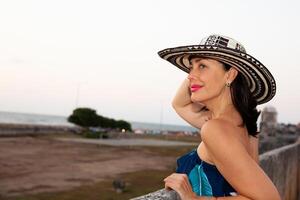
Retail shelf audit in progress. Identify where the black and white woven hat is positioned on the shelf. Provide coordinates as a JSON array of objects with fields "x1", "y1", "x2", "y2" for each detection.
[{"x1": 158, "y1": 34, "x2": 276, "y2": 105}]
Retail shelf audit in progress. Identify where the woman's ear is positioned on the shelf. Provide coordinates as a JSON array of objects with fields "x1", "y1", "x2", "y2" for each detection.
[{"x1": 226, "y1": 67, "x2": 238, "y2": 83}]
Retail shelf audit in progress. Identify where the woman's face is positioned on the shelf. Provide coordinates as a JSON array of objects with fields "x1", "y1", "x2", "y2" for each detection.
[{"x1": 187, "y1": 57, "x2": 228, "y2": 104}]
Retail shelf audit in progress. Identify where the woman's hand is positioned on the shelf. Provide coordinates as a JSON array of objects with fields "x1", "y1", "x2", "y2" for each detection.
[
  {"x1": 163, "y1": 173, "x2": 197, "y2": 200},
  {"x1": 172, "y1": 78, "x2": 212, "y2": 129}
]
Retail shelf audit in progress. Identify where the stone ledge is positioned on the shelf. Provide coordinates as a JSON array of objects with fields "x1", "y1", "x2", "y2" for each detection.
[
  {"x1": 131, "y1": 189, "x2": 180, "y2": 200},
  {"x1": 132, "y1": 139, "x2": 300, "y2": 200}
]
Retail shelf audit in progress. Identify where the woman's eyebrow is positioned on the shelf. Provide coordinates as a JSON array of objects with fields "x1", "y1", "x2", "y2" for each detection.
[
  {"x1": 190, "y1": 58, "x2": 204, "y2": 65},
  {"x1": 190, "y1": 58, "x2": 201, "y2": 63}
]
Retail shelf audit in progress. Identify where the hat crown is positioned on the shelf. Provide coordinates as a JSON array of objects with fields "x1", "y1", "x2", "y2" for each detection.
[{"x1": 200, "y1": 34, "x2": 246, "y2": 53}]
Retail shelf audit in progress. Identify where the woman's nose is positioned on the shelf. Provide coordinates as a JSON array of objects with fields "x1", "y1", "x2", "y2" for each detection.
[{"x1": 187, "y1": 71, "x2": 197, "y2": 81}]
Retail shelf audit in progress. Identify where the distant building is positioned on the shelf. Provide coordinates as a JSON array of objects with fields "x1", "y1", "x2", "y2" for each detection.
[{"x1": 260, "y1": 106, "x2": 278, "y2": 136}]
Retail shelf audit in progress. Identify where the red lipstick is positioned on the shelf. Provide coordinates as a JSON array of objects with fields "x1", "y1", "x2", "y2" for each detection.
[{"x1": 190, "y1": 84, "x2": 203, "y2": 92}]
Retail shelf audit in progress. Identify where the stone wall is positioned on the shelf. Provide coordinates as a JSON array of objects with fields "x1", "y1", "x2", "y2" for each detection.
[
  {"x1": 132, "y1": 139, "x2": 300, "y2": 200},
  {"x1": 259, "y1": 139, "x2": 300, "y2": 200}
]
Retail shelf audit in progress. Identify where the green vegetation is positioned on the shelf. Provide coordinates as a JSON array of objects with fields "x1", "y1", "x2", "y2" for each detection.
[{"x1": 68, "y1": 107, "x2": 132, "y2": 131}]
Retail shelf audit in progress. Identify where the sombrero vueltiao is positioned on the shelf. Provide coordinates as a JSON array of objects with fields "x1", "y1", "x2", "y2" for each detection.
[{"x1": 158, "y1": 34, "x2": 276, "y2": 105}]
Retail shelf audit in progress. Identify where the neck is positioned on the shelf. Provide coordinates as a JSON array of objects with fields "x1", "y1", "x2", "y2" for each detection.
[
  {"x1": 206, "y1": 99, "x2": 235, "y2": 119},
  {"x1": 203, "y1": 91, "x2": 243, "y2": 126}
]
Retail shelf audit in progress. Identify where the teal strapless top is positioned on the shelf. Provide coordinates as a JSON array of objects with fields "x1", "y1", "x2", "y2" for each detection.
[{"x1": 176, "y1": 149, "x2": 237, "y2": 197}]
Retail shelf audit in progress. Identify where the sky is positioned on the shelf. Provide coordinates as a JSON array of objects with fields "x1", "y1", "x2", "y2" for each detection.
[{"x1": 0, "y1": 0, "x2": 299, "y2": 126}]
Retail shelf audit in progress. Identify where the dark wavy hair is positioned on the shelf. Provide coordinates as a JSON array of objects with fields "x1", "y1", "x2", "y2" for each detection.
[
  {"x1": 188, "y1": 55, "x2": 261, "y2": 137},
  {"x1": 221, "y1": 62, "x2": 261, "y2": 137}
]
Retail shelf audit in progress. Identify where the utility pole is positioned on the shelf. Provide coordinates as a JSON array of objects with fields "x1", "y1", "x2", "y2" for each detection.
[
  {"x1": 159, "y1": 100, "x2": 164, "y2": 133},
  {"x1": 75, "y1": 82, "x2": 81, "y2": 109}
]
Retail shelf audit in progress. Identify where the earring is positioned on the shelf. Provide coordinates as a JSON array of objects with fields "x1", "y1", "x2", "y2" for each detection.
[{"x1": 225, "y1": 82, "x2": 231, "y2": 87}]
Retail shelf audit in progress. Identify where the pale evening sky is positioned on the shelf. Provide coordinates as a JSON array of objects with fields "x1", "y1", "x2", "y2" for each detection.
[{"x1": 0, "y1": 0, "x2": 299, "y2": 126}]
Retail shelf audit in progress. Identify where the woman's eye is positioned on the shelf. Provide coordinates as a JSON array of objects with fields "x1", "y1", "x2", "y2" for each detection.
[{"x1": 199, "y1": 64, "x2": 206, "y2": 69}]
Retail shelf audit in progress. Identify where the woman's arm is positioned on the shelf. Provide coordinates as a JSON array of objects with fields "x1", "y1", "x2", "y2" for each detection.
[
  {"x1": 163, "y1": 128, "x2": 270, "y2": 200},
  {"x1": 172, "y1": 78, "x2": 211, "y2": 129},
  {"x1": 164, "y1": 173, "x2": 255, "y2": 200},
  {"x1": 199, "y1": 120, "x2": 281, "y2": 200}
]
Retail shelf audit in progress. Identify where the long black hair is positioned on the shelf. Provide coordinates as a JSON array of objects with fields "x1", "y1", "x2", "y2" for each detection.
[{"x1": 222, "y1": 62, "x2": 261, "y2": 137}]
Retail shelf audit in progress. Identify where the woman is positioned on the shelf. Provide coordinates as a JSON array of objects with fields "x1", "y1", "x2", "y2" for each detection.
[{"x1": 158, "y1": 35, "x2": 281, "y2": 200}]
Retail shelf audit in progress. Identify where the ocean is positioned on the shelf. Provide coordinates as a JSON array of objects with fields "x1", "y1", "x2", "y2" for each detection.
[{"x1": 0, "y1": 111, "x2": 197, "y2": 132}]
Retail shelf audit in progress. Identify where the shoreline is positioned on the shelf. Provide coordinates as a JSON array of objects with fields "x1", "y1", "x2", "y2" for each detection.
[{"x1": 0, "y1": 122, "x2": 82, "y2": 136}]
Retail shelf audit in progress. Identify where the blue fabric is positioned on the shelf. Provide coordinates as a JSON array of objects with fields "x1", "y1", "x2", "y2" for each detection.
[
  {"x1": 189, "y1": 164, "x2": 213, "y2": 196},
  {"x1": 176, "y1": 149, "x2": 237, "y2": 197}
]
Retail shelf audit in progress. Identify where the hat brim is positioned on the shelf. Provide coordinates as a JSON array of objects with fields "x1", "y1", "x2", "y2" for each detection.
[{"x1": 158, "y1": 45, "x2": 276, "y2": 105}]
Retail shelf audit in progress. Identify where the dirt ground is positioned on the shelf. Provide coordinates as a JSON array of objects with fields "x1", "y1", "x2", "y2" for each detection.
[{"x1": 0, "y1": 136, "x2": 178, "y2": 197}]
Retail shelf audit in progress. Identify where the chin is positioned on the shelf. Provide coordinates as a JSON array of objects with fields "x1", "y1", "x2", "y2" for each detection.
[{"x1": 191, "y1": 95, "x2": 205, "y2": 103}]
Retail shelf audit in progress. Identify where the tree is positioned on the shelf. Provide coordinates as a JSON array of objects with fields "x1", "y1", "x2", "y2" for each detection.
[
  {"x1": 68, "y1": 108, "x2": 99, "y2": 127},
  {"x1": 68, "y1": 107, "x2": 132, "y2": 131},
  {"x1": 115, "y1": 120, "x2": 132, "y2": 131}
]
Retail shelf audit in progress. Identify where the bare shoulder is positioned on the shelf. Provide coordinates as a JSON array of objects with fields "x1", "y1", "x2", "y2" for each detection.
[
  {"x1": 200, "y1": 119, "x2": 240, "y2": 163},
  {"x1": 200, "y1": 119, "x2": 281, "y2": 200},
  {"x1": 200, "y1": 119, "x2": 236, "y2": 142}
]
